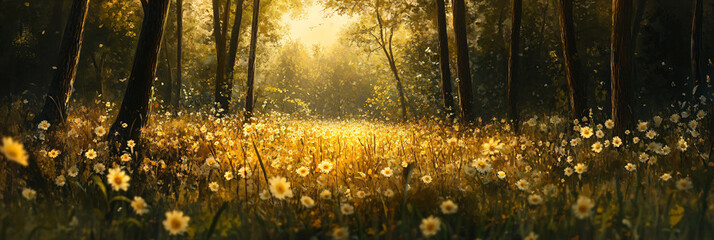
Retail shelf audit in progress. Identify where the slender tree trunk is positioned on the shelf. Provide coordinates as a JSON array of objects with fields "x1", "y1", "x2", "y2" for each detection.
[
  {"x1": 213, "y1": 0, "x2": 232, "y2": 115},
  {"x1": 692, "y1": 0, "x2": 704, "y2": 93},
  {"x1": 109, "y1": 0, "x2": 171, "y2": 147},
  {"x1": 507, "y1": 0, "x2": 522, "y2": 132},
  {"x1": 611, "y1": 0, "x2": 634, "y2": 137},
  {"x1": 226, "y1": 0, "x2": 245, "y2": 89},
  {"x1": 175, "y1": 0, "x2": 183, "y2": 111},
  {"x1": 631, "y1": 0, "x2": 645, "y2": 96},
  {"x1": 37, "y1": 0, "x2": 89, "y2": 126},
  {"x1": 452, "y1": 0, "x2": 475, "y2": 122},
  {"x1": 557, "y1": 0, "x2": 586, "y2": 119},
  {"x1": 436, "y1": 0, "x2": 455, "y2": 120},
  {"x1": 385, "y1": 51, "x2": 408, "y2": 122},
  {"x1": 244, "y1": 0, "x2": 261, "y2": 121},
  {"x1": 163, "y1": 39, "x2": 173, "y2": 106}
]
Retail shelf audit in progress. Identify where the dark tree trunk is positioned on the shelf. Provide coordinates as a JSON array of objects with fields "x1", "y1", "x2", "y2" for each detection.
[
  {"x1": 213, "y1": 0, "x2": 232, "y2": 115},
  {"x1": 507, "y1": 0, "x2": 522, "y2": 132},
  {"x1": 557, "y1": 0, "x2": 586, "y2": 119},
  {"x1": 692, "y1": 0, "x2": 704, "y2": 92},
  {"x1": 452, "y1": 0, "x2": 475, "y2": 123},
  {"x1": 225, "y1": 0, "x2": 245, "y2": 97},
  {"x1": 435, "y1": 0, "x2": 455, "y2": 120},
  {"x1": 37, "y1": 0, "x2": 89, "y2": 126},
  {"x1": 163, "y1": 39, "x2": 173, "y2": 106},
  {"x1": 175, "y1": 0, "x2": 183, "y2": 111},
  {"x1": 611, "y1": 0, "x2": 634, "y2": 137},
  {"x1": 109, "y1": 0, "x2": 171, "y2": 147},
  {"x1": 91, "y1": 52, "x2": 107, "y2": 98},
  {"x1": 631, "y1": 0, "x2": 645, "y2": 95},
  {"x1": 244, "y1": 0, "x2": 261, "y2": 121}
]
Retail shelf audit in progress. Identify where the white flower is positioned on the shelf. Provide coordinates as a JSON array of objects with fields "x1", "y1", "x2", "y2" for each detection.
[
  {"x1": 340, "y1": 203, "x2": 354, "y2": 215},
  {"x1": 572, "y1": 196, "x2": 595, "y2": 219},
  {"x1": 38, "y1": 120, "x2": 50, "y2": 130},
  {"x1": 300, "y1": 196, "x2": 316, "y2": 208},
  {"x1": 676, "y1": 178, "x2": 693, "y2": 190},
  {"x1": 131, "y1": 196, "x2": 149, "y2": 215},
  {"x1": 55, "y1": 175, "x2": 66, "y2": 187},
  {"x1": 419, "y1": 216, "x2": 442, "y2": 237},
  {"x1": 380, "y1": 167, "x2": 393, "y2": 177},
  {"x1": 625, "y1": 163, "x2": 636, "y2": 172},
  {"x1": 93, "y1": 163, "x2": 106, "y2": 174},
  {"x1": 440, "y1": 200, "x2": 458, "y2": 214},
  {"x1": 421, "y1": 175, "x2": 433, "y2": 183},
  {"x1": 22, "y1": 188, "x2": 37, "y2": 200},
  {"x1": 107, "y1": 167, "x2": 130, "y2": 191},
  {"x1": 580, "y1": 127, "x2": 594, "y2": 138},
  {"x1": 162, "y1": 210, "x2": 190, "y2": 235},
  {"x1": 268, "y1": 176, "x2": 293, "y2": 200},
  {"x1": 515, "y1": 179, "x2": 529, "y2": 191},
  {"x1": 527, "y1": 194, "x2": 543, "y2": 205},
  {"x1": 208, "y1": 182, "x2": 219, "y2": 192}
]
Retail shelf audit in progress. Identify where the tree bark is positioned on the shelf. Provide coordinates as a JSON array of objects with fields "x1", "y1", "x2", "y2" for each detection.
[
  {"x1": 452, "y1": 0, "x2": 475, "y2": 122},
  {"x1": 175, "y1": 0, "x2": 183, "y2": 111},
  {"x1": 226, "y1": 0, "x2": 245, "y2": 97},
  {"x1": 691, "y1": 0, "x2": 704, "y2": 93},
  {"x1": 244, "y1": 0, "x2": 261, "y2": 121},
  {"x1": 37, "y1": 0, "x2": 89, "y2": 126},
  {"x1": 611, "y1": 0, "x2": 634, "y2": 137},
  {"x1": 557, "y1": 0, "x2": 586, "y2": 119},
  {"x1": 435, "y1": 0, "x2": 455, "y2": 120},
  {"x1": 507, "y1": 0, "x2": 522, "y2": 132},
  {"x1": 109, "y1": 0, "x2": 171, "y2": 146}
]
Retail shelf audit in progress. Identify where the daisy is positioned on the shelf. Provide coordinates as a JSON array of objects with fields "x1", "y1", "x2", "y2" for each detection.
[
  {"x1": 527, "y1": 194, "x2": 543, "y2": 205},
  {"x1": 296, "y1": 166, "x2": 310, "y2": 177},
  {"x1": 94, "y1": 163, "x2": 106, "y2": 174},
  {"x1": 497, "y1": 171, "x2": 507, "y2": 179},
  {"x1": 572, "y1": 196, "x2": 595, "y2": 219},
  {"x1": 67, "y1": 165, "x2": 79, "y2": 177},
  {"x1": 515, "y1": 179, "x2": 529, "y2": 191},
  {"x1": 163, "y1": 210, "x2": 190, "y2": 235},
  {"x1": 580, "y1": 127, "x2": 593, "y2": 138},
  {"x1": 356, "y1": 190, "x2": 368, "y2": 199},
  {"x1": 670, "y1": 113, "x2": 681, "y2": 123},
  {"x1": 625, "y1": 163, "x2": 636, "y2": 172},
  {"x1": 131, "y1": 196, "x2": 149, "y2": 215},
  {"x1": 332, "y1": 227, "x2": 349, "y2": 240},
  {"x1": 421, "y1": 175, "x2": 433, "y2": 184},
  {"x1": 524, "y1": 232, "x2": 538, "y2": 240},
  {"x1": 224, "y1": 171, "x2": 234, "y2": 180},
  {"x1": 660, "y1": 173, "x2": 672, "y2": 181},
  {"x1": 645, "y1": 130, "x2": 657, "y2": 139},
  {"x1": 320, "y1": 189, "x2": 332, "y2": 200},
  {"x1": 259, "y1": 189, "x2": 271, "y2": 200},
  {"x1": 440, "y1": 200, "x2": 458, "y2": 214},
  {"x1": 595, "y1": 130, "x2": 605, "y2": 138},
  {"x1": 591, "y1": 142, "x2": 603, "y2": 153},
  {"x1": 237, "y1": 166, "x2": 252, "y2": 178},
  {"x1": 317, "y1": 161, "x2": 333, "y2": 173},
  {"x1": 637, "y1": 121, "x2": 648, "y2": 132},
  {"x1": 85, "y1": 149, "x2": 98, "y2": 159},
  {"x1": 1, "y1": 137, "x2": 29, "y2": 166},
  {"x1": 419, "y1": 216, "x2": 442, "y2": 237},
  {"x1": 38, "y1": 120, "x2": 50, "y2": 130},
  {"x1": 300, "y1": 196, "x2": 316, "y2": 208},
  {"x1": 612, "y1": 136, "x2": 622, "y2": 147},
  {"x1": 676, "y1": 178, "x2": 693, "y2": 190},
  {"x1": 383, "y1": 189, "x2": 394, "y2": 198},
  {"x1": 564, "y1": 167, "x2": 574, "y2": 176},
  {"x1": 94, "y1": 126, "x2": 107, "y2": 137},
  {"x1": 380, "y1": 167, "x2": 393, "y2": 177},
  {"x1": 55, "y1": 175, "x2": 66, "y2": 187},
  {"x1": 268, "y1": 176, "x2": 293, "y2": 200},
  {"x1": 472, "y1": 158, "x2": 492, "y2": 173},
  {"x1": 574, "y1": 163, "x2": 587, "y2": 175},
  {"x1": 677, "y1": 138, "x2": 688, "y2": 151},
  {"x1": 482, "y1": 138, "x2": 504, "y2": 155},
  {"x1": 604, "y1": 119, "x2": 615, "y2": 129},
  {"x1": 107, "y1": 167, "x2": 130, "y2": 191},
  {"x1": 22, "y1": 188, "x2": 36, "y2": 200},
  {"x1": 208, "y1": 182, "x2": 219, "y2": 192},
  {"x1": 205, "y1": 157, "x2": 219, "y2": 168},
  {"x1": 48, "y1": 149, "x2": 61, "y2": 158},
  {"x1": 120, "y1": 153, "x2": 131, "y2": 162},
  {"x1": 340, "y1": 203, "x2": 354, "y2": 215}
]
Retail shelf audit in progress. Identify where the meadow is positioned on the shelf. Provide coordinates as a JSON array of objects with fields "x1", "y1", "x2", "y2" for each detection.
[{"x1": 1, "y1": 99, "x2": 713, "y2": 240}]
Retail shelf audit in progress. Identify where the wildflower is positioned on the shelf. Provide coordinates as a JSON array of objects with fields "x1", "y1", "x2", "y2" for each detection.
[
  {"x1": 463, "y1": 166, "x2": 477, "y2": 176},
  {"x1": 94, "y1": 126, "x2": 106, "y2": 137},
  {"x1": 419, "y1": 216, "x2": 442, "y2": 237},
  {"x1": 131, "y1": 196, "x2": 149, "y2": 215},
  {"x1": 572, "y1": 196, "x2": 595, "y2": 219},
  {"x1": 645, "y1": 130, "x2": 657, "y2": 139},
  {"x1": 237, "y1": 166, "x2": 252, "y2": 178},
  {"x1": 48, "y1": 149, "x2": 60, "y2": 158},
  {"x1": 38, "y1": 120, "x2": 50, "y2": 130},
  {"x1": 564, "y1": 167, "x2": 574, "y2": 176},
  {"x1": 163, "y1": 210, "x2": 190, "y2": 235},
  {"x1": 332, "y1": 227, "x2": 349, "y2": 240},
  {"x1": 356, "y1": 190, "x2": 368, "y2": 198},
  {"x1": 107, "y1": 167, "x2": 130, "y2": 191},
  {"x1": 676, "y1": 178, "x2": 693, "y2": 190},
  {"x1": 625, "y1": 163, "x2": 636, "y2": 172},
  {"x1": 670, "y1": 113, "x2": 681, "y2": 123},
  {"x1": 527, "y1": 194, "x2": 543, "y2": 205},
  {"x1": 421, "y1": 175, "x2": 433, "y2": 183},
  {"x1": 22, "y1": 188, "x2": 36, "y2": 200},
  {"x1": 93, "y1": 163, "x2": 106, "y2": 174},
  {"x1": 660, "y1": 173, "x2": 672, "y2": 181},
  {"x1": 383, "y1": 189, "x2": 394, "y2": 197},
  {"x1": 68, "y1": 165, "x2": 79, "y2": 177},
  {"x1": 440, "y1": 200, "x2": 458, "y2": 214},
  {"x1": 259, "y1": 189, "x2": 271, "y2": 200},
  {"x1": 380, "y1": 167, "x2": 393, "y2": 177},
  {"x1": 121, "y1": 123, "x2": 128, "y2": 128},
  {"x1": 318, "y1": 161, "x2": 333, "y2": 173},
  {"x1": 208, "y1": 182, "x2": 219, "y2": 192},
  {"x1": 55, "y1": 175, "x2": 66, "y2": 187},
  {"x1": 515, "y1": 179, "x2": 529, "y2": 191},
  {"x1": 497, "y1": 171, "x2": 506, "y2": 179},
  {"x1": 85, "y1": 149, "x2": 98, "y2": 159},
  {"x1": 473, "y1": 158, "x2": 492, "y2": 173},
  {"x1": 636, "y1": 121, "x2": 648, "y2": 132},
  {"x1": 205, "y1": 157, "x2": 219, "y2": 168},
  {"x1": 120, "y1": 153, "x2": 131, "y2": 162},
  {"x1": 268, "y1": 176, "x2": 293, "y2": 200},
  {"x1": 340, "y1": 203, "x2": 354, "y2": 215},
  {"x1": 580, "y1": 127, "x2": 594, "y2": 138},
  {"x1": 524, "y1": 232, "x2": 538, "y2": 240},
  {"x1": 653, "y1": 116, "x2": 663, "y2": 126},
  {"x1": 1, "y1": 137, "x2": 29, "y2": 166},
  {"x1": 677, "y1": 138, "x2": 688, "y2": 151},
  {"x1": 574, "y1": 163, "x2": 587, "y2": 175},
  {"x1": 300, "y1": 196, "x2": 316, "y2": 208},
  {"x1": 638, "y1": 152, "x2": 649, "y2": 163},
  {"x1": 296, "y1": 166, "x2": 310, "y2": 177},
  {"x1": 612, "y1": 136, "x2": 622, "y2": 147},
  {"x1": 320, "y1": 189, "x2": 332, "y2": 200},
  {"x1": 595, "y1": 130, "x2": 605, "y2": 138},
  {"x1": 697, "y1": 110, "x2": 706, "y2": 119},
  {"x1": 482, "y1": 138, "x2": 504, "y2": 155},
  {"x1": 605, "y1": 119, "x2": 615, "y2": 129},
  {"x1": 689, "y1": 120, "x2": 698, "y2": 129},
  {"x1": 591, "y1": 142, "x2": 603, "y2": 153}
]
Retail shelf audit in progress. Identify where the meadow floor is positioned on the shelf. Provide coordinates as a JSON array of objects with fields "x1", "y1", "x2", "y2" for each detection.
[{"x1": 1, "y1": 105, "x2": 714, "y2": 239}]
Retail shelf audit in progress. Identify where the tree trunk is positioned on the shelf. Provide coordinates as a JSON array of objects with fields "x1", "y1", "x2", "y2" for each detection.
[
  {"x1": 452, "y1": 0, "x2": 475, "y2": 123},
  {"x1": 226, "y1": 0, "x2": 245, "y2": 95},
  {"x1": 631, "y1": 0, "x2": 645, "y2": 97},
  {"x1": 507, "y1": 0, "x2": 522, "y2": 132},
  {"x1": 37, "y1": 0, "x2": 89, "y2": 126},
  {"x1": 213, "y1": 0, "x2": 232, "y2": 115},
  {"x1": 244, "y1": 0, "x2": 261, "y2": 121},
  {"x1": 175, "y1": 0, "x2": 183, "y2": 111},
  {"x1": 163, "y1": 38, "x2": 173, "y2": 106},
  {"x1": 557, "y1": 0, "x2": 586, "y2": 119},
  {"x1": 109, "y1": 0, "x2": 171, "y2": 147},
  {"x1": 691, "y1": 0, "x2": 704, "y2": 93},
  {"x1": 435, "y1": 0, "x2": 455, "y2": 120},
  {"x1": 611, "y1": 0, "x2": 634, "y2": 137},
  {"x1": 91, "y1": 52, "x2": 107, "y2": 98}
]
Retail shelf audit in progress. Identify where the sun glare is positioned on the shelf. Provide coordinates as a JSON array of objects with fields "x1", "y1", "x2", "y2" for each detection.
[{"x1": 282, "y1": 4, "x2": 355, "y2": 48}]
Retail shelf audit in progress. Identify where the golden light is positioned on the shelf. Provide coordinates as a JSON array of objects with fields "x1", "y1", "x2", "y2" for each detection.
[{"x1": 281, "y1": 4, "x2": 355, "y2": 48}]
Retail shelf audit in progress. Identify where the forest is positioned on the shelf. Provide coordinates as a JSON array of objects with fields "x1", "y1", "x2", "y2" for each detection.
[{"x1": 0, "y1": 0, "x2": 713, "y2": 239}]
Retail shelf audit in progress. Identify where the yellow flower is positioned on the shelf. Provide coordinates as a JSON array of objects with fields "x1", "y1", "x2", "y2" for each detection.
[
  {"x1": 318, "y1": 161, "x2": 333, "y2": 173},
  {"x1": 320, "y1": 189, "x2": 332, "y2": 200},
  {"x1": 296, "y1": 166, "x2": 310, "y2": 177},
  {"x1": 268, "y1": 176, "x2": 293, "y2": 200},
  {"x1": 440, "y1": 200, "x2": 458, "y2": 214},
  {"x1": 1, "y1": 137, "x2": 29, "y2": 166},
  {"x1": 107, "y1": 167, "x2": 130, "y2": 191},
  {"x1": 579, "y1": 127, "x2": 593, "y2": 138},
  {"x1": 131, "y1": 196, "x2": 149, "y2": 215},
  {"x1": 85, "y1": 149, "x2": 97, "y2": 159},
  {"x1": 208, "y1": 182, "x2": 219, "y2": 192},
  {"x1": 94, "y1": 126, "x2": 107, "y2": 137},
  {"x1": 22, "y1": 188, "x2": 36, "y2": 200},
  {"x1": 419, "y1": 216, "x2": 441, "y2": 237},
  {"x1": 163, "y1": 210, "x2": 190, "y2": 235},
  {"x1": 300, "y1": 196, "x2": 316, "y2": 208}
]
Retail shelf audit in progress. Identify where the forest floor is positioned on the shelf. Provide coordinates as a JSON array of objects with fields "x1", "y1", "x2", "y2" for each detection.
[{"x1": 1, "y1": 101, "x2": 713, "y2": 239}]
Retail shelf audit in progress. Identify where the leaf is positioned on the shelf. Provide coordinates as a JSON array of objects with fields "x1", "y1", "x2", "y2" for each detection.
[
  {"x1": 669, "y1": 204, "x2": 684, "y2": 227},
  {"x1": 90, "y1": 175, "x2": 108, "y2": 201},
  {"x1": 206, "y1": 202, "x2": 228, "y2": 240},
  {"x1": 110, "y1": 196, "x2": 132, "y2": 203}
]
